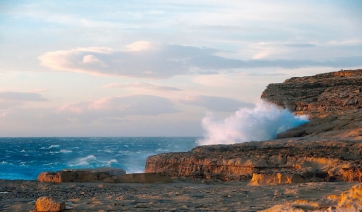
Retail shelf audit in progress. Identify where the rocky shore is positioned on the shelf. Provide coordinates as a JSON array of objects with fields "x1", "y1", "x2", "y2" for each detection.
[
  {"x1": 0, "y1": 179, "x2": 360, "y2": 211},
  {"x1": 2, "y1": 69, "x2": 362, "y2": 211}
]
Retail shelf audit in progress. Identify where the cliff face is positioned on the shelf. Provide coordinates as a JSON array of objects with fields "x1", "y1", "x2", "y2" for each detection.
[
  {"x1": 145, "y1": 69, "x2": 362, "y2": 184},
  {"x1": 261, "y1": 69, "x2": 362, "y2": 118},
  {"x1": 145, "y1": 138, "x2": 362, "y2": 183}
]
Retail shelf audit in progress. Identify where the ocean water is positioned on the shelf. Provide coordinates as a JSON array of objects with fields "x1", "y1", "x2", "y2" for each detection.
[{"x1": 0, "y1": 137, "x2": 198, "y2": 180}]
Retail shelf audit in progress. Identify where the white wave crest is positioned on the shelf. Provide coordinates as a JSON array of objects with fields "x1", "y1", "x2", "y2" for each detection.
[{"x1": 197, "y1": 100, "x2": 309, "y2": 145}]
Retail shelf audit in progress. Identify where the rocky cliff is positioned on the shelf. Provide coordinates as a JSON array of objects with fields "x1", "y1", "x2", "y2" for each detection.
[
  {"x1": 145, "y1": 69, "x2": 362, "y2": 184},
  {"x1": 146, "y1": 138, "x2": 362, "y2": 183},
  {"x1": 261, "y1": 69, "x2": 362, "y2": 118}
]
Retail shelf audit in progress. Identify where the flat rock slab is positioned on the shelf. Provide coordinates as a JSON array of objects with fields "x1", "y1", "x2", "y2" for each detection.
[{"x1": 38, "y1": 168, "x2": 126, "y2": 183}]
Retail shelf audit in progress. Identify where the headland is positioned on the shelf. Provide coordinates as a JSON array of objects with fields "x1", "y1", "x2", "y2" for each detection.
[{"x1": 2, "y1": 69, "x2": 362, "y2": 211}]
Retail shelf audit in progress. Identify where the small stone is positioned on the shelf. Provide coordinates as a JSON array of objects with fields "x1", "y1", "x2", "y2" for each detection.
[{"x1": 35, "y1": 196, "x2": 66, "y2": 212}]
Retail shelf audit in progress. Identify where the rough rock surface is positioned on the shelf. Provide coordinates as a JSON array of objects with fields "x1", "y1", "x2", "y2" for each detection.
[
  {"x1": 261, "y1": 69, "x2": 362, "y2": 118},
  {"x1": 146, "y1": 138, "x2": 362, "y2": 183},
  {"x1": 277, "y1": 110, "x2": 362, "y2": 139},
  {"x1": 38, "y1": 168, "x2": 126, "y2": 183},
  {"x1": 262, "y1": 184, "x2": 362, "y2": 211},
  {"x1": 34, "y1": 196, "x2": 65, "y2": 212}
]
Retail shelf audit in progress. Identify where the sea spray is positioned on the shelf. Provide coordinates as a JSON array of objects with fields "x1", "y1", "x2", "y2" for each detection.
[{"x1": 197, "y1": 100, "x2": 309, "y2": 145}]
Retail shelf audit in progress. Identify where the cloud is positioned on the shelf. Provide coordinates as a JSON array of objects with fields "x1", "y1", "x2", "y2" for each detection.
[
  {"x1": 181, "y1": 95, "x2": 254, "y2": 112},
  {"x1": 102, "y1": 82, "x2": 182, "y2": 91},
  {"x1": 0, "y1": 91, "x2": 47, "y2": 101},
  {"x1": 39, "y1": 41, "x2": 362, "y2": 78},
  {"x1": 57, "y1": 95, "x2": 178, "y2": 122}
]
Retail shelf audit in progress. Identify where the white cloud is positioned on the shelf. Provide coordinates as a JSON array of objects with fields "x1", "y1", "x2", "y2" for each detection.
[{"x1": 39, "y1": 42, "x2": 362, "y2": 78}]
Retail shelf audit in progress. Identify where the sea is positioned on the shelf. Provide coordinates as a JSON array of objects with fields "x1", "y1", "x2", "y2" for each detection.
[{"x1": 0, "y1": 137, "x2": 198, "y2": 180}]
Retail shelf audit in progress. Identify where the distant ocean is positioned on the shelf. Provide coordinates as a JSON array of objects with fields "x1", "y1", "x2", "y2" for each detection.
[{"x1": 0, "y1": 137, "x2": 198, "y2": 180}]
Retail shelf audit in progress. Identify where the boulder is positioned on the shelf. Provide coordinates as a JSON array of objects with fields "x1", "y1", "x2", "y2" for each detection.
[{"x1": 35, "y1": 196, "x2": 65, "y2": 212}]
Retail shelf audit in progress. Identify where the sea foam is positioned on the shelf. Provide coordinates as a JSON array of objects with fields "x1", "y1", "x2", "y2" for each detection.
[{"x1": 197, "y1": 100, "x2": 309, "y2": 145}]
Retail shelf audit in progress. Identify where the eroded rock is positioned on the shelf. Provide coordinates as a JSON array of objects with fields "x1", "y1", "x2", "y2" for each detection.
[
  {"x1": 248, "y1": 173, "x2": 306, "y2": 186},
  {"x1": 261, "y1": 69, "x2": 362, "y2": 118},
  {"x1": 35, "y1": 196, "x2": 65, "y2": 212},
  {"x1": 263, "y1": 184, "x2": 362, "y2": 211},
  {"x1": 145, "y1": 138, "x2": 362, "y2": 183}
]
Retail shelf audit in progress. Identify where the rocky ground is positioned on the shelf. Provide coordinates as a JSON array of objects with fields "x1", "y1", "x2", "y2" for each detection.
[{"x1": 0, "y1": 179, "x2": 360, "y2": 211}]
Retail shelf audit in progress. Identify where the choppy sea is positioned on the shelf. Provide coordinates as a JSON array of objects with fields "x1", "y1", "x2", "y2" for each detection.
[{"x1": 0, "y1": 137, "x2": 198, "y2": 180}]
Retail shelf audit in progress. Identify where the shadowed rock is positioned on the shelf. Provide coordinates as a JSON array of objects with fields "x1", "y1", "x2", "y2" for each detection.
[{"x1": 38, "y1": 168, "x2": 126, "y2": 183}]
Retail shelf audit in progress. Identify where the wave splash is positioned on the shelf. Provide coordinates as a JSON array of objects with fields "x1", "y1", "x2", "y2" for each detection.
[{"x1": 197, "y1": 100, "x2": 309, "y2": 145}]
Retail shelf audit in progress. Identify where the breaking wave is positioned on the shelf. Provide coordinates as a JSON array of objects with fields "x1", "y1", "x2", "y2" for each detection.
[{"x1": 197, "y1": 100, "x2": 309, "y2": 145}]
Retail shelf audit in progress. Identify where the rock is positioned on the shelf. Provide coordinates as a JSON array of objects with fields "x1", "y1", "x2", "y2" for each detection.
[
  {"x1": 262, "y1": 184, "x2": 362, "y2": 211},
  {"x1": 35, "y1": 196, "x2": 65, "y2": 212},
  {"x1": 248, "y1": 173, "x2": 306, "y2": 186},
  {"x1": 145, "y1": 138, "x2": 362, "y2": 183},
  {"x1": 277, "y1": 110, "x2": 362, "y2": 140},
  {"x1": 261, "y1": 69, "x2": 362, "y2": 118},
  {"x1": 108, "y1": 173, "x2": 173, "y2": 183},
  {"x1": 38, "y1": 168, "x2": 126, "y2": 183},
  {"x1": 335, "y1": 184, "x2": 362, "y2": 210}
]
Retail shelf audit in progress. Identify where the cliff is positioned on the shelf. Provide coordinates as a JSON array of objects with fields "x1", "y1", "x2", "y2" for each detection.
[
  {"x1": 146, "y1": 138, "x2": 362, "y2": 183},
  {"x1": 261, "y1": 69, "x2": 362, "y2": 118},
  {"x1": 145, "y1": 69, "x2": 362, "y2": 184}
]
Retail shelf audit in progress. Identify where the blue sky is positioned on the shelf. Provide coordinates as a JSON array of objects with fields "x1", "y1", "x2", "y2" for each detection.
[{"x1": 0, "y1": 0, "x2": 361, "y2": 136}]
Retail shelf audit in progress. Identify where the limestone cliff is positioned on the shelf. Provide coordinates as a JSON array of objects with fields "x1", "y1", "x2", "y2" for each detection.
[
  {"x1": 146, "y1": 138, "x2": 362, "y2": 183},
  {"x1": 261, "y1": 69, "x2": 362, "y2": 118}
]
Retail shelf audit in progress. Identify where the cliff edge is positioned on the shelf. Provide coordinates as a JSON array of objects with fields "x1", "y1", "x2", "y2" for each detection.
[
  {"x1": 261, "y1": 69, "x2": 362, "y2": 139},
  {"x1": 261, "y1": 69, "x2": 362, "y2": 118}
]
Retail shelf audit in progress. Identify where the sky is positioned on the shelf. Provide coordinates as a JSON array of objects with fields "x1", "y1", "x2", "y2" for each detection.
[{"x1": 0, "y1": 0, "x2": 361, "y2": 137}]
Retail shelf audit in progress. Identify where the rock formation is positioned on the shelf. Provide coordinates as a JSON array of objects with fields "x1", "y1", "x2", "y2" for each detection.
[
  {"x1": 145, "y1": 69, "x2": 362, "y2": 185},
  {"x1": 261, "y1": 69, "x2": 362, "y2": 118},
  {"x1": 146, "y1": 138, "x2": 362, "y2": 183},
  {"x1": 38, "y1": 168, "x2": 126, "y2": 183},
  {"x1": 38, "y1": 169, "x2": 172, "y2": 184}
]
